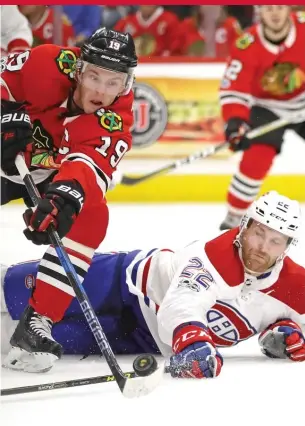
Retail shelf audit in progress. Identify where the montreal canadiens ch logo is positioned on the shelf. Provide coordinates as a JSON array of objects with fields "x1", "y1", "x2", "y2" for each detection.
[{"x1": 207, "y1": 301, "x2": 257, "y2": 346}]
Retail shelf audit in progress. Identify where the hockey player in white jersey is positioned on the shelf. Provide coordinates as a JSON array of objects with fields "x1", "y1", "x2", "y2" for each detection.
[
  {"x1": 2, "y1": 191, "x2": 305, "y2": 377},
  {"x1": 1, "y1": 5, "x2": 33, "y2": 54}
]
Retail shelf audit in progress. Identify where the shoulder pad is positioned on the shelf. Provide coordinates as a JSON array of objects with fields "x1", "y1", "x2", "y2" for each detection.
[
  {"x1": 55, "y1": 48, "x2": 77, "y2": 80},
  {"x1": 235, "y1": 32, "x2": 255, "y2": 50}
]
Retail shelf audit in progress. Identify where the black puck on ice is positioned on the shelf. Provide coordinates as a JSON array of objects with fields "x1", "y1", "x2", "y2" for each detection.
[{"x1": 133, "y1": 354, "x2": 158, "y2": 377}]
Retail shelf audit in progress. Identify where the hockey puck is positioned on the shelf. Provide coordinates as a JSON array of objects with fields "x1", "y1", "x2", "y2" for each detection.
[{"x1": 133, "y1": 354, "x2": 158, "y2": 377}]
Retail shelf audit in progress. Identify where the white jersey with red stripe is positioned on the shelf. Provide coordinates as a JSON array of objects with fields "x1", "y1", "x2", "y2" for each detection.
[
  {"x1": 123, "y1": 229, "x2": 305, "y2": 356},
  {"x1": 1, "y1": 6, "x2": 33, "y2": 53}
]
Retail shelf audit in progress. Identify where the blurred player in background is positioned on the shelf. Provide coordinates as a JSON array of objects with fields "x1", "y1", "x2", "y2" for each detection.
[
  {"x1": 19, "y1": 5, "x2": 75, "y2": 47},
  {"x1": 219, "y1": 5, "x2": 305, "y2": 230},
  {"x1": 115, "y1": 5, "x2": 181, "y2": 57},
  {"x1": 1, "y1": 5, "x2": 33, "y2": 55},
  {"x1": 2, "y1": 191, "x2": 305, "y2": 377},
  {"x1": 179, "y1": 6, "x2": 241, "y2": 58},
  {"x1": 1, "y1": 28, "x2": 137, "y2": 373}
]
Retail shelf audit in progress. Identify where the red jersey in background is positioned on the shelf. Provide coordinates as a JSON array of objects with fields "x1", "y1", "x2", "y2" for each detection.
[
  {"x1": 29, "y1": 8, "x2": 75, "y2": 47},
  {"x1": 115, "y1": 7, "x2": 180, "y2": 57},
  {"x1": 219, "y1": 12, "x2": 305, "y2": 122},
  {"x1": 179, "y1": 16, "x2": 241, "y2": 58}
]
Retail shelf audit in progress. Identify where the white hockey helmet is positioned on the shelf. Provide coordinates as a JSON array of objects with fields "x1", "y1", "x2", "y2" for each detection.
[{"x1": 240, "y1": 191, "x2": 301, "y2": 247}]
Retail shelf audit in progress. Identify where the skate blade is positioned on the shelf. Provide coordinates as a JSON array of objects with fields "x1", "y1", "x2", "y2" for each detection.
[{"x1": 2, "y1": 346, "x2": 59, "y2": 373}]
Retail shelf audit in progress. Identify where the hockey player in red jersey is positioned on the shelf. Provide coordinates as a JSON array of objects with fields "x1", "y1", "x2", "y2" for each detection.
[
  {"x1": 2, "y1": 191, "x2": 304, "y2": 375},
  {"x1": 219, "y1": 5, "x2": 305, "y2": 230},
  {"x1": 114, "y1": 5, "x2": 181, "y2": 57},
  {"x1": 179, "y1": 6, "x2": 241, "y2": 58},
  {"x1": 0, "y1": 28, "x2": 137, "y2": 372},
  {"x1": 19, "y1": 5, "x2": 75, "y2": 47}
]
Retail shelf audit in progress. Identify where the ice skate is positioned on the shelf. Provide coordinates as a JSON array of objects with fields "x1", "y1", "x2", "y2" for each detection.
[
  {"x1": 2, "y1": 305, "x2": 63, "y2": 373},
  {"x1": 219, "y1": 211, "x2": 243, "y2": 230}
]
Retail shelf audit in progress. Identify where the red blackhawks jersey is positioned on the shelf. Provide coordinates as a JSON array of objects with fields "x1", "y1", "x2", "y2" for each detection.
[
  {"x1": 115, "y1": 7, "x2": 180, "y2": 57},
  {"x1": 29, "y1": 8, "x2": 75, "y2": 47},
  {"x1": 219, "y1": 12, "x2": 305, "y2": 123},
  {"x1": 123, "y1": 229, "x2": 305, "y2": 355},
  {"x1": 179, "y1": 16, "x2": 241, "y2": 58},
  {"x1": 0, "y1": 45, "x2": 134, "y2": 201}
]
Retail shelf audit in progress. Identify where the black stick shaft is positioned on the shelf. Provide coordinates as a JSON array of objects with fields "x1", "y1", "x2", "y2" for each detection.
[
  {"x1": 1, "y1": 366, "x2": 172, "y2": 397},
  {"x1": 121, "y1": 142, "x2": 229, "y2": 186},
  {"x1": 1, "y1": 372, "x2": 135, "y2": 396}
]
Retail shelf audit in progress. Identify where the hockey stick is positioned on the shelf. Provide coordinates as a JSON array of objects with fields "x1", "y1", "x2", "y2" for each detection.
[
  {"x1": 1, "y1": 366, "x2": 172, "y2": 397},
  {"x1": 14, "y1": 154, "x2": 164, "y2": 398},
  {"x1": 121, "y1": 141, "x2": 230, "y2": 186},
  {"x1": 121, "y1": 113, "x2": 304, "y2": 186}
]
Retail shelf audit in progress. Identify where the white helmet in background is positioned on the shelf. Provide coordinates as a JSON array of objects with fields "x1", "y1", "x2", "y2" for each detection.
[{"x1": 240, "y1": 191, "x2": 301, "y2": 247}]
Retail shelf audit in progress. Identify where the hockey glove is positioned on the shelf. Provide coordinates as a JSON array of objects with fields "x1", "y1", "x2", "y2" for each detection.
[
  {"x1": 23, "y1": 180, "x2": 85, "y2": 245},
  {"x1": 225, "y1": 117, "x2": 251, "y2": 152},
  {"x1": 170, "y1": 322, "x2": 223, "y2": 378},
  {"x1": 1, "y1": 100, "x2": 33, "y2": 175},
  {"x1": 259, "y1": 319, "x2": 305, "y2": 362}
]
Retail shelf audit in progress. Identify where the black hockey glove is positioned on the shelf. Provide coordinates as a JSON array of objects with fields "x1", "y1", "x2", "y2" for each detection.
[
  {"x1": 225, "y1": 117, "x2": 251, "y2": 152},
  {"x1": 23, "y1": 180, "x2": 85, "y2": 245},
  {"x1": 1, "y1": 100, "x2": 33, "y2": 175}
]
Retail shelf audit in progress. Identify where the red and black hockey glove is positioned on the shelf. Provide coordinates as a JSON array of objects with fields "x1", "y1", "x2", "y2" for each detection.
[
  {"x1": 1, "y1": 100, "x2": 33, "y2": 176},
  {"x1": 23, "y1": 180, "x2": 85, "y2": 245},
  {"x1": 169, "y1": 322, "x2": 223, "y2": 379},
  {"x1": 259, "y1": 319, "x2": 305, "y2": 362},
  {"x1": 225, "y1": 117, "x2": 251, "y2": 152}
]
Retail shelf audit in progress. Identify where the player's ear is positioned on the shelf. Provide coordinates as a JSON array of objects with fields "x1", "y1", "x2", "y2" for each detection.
[{"x1": 74, "y1": 59, "x2": 83, "y2": 82}]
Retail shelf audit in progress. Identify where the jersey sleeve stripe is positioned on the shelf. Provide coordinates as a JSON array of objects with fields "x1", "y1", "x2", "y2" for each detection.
[
  {"x1": 142, "y1": 256, "x2": 153, "y2": 297},
  {"x1": 219, "y1": 90, "x2": 253, "y2": 102},
  {"x1": 62, "y1": 154, "x2": 109, "y2": 195},
  {"x1": 219, "y1": 97, "x2": 251, "y2": 107}
]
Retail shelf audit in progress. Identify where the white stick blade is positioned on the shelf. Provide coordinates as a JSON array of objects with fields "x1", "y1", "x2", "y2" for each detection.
[{"x1": 122, "y1": 361, "x2": 165, "y2": 398}]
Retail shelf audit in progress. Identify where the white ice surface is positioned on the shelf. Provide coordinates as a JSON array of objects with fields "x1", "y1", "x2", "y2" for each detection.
[{"x1": 1, "y1": 203, "x2": 305, "y2": 426}]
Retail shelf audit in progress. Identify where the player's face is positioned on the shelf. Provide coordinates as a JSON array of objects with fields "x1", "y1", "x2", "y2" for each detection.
[
  {"x1": 260, "y1": 5, "x2": 291, "y2": 32},
  {"x1": 19, "y1": 5, "x2": 43, "y2": 16},
  {"x1": 140, "y1": 6, "x2": 158, "y2": 19},
  {"x1": 241, "y1": 220, "x2": 289, "y2": 273},
  {"x1": 198, "y1": 6, "x2": 222, "y2": 21},
  {"x1": 76, "y1": 64, "x2": 126, "y2": 113}
]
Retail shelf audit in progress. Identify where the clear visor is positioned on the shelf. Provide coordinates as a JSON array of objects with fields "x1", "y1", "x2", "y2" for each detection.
[{"x1": 79, "y1": 61, "x2": 135, "y2": 96}]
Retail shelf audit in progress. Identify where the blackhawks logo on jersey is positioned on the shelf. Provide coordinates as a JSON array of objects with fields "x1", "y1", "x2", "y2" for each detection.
[
  {"x1": 261, "y1": 62, "x2": 305, "y2": 96},
  {"x1": 235, "y1": 33, "x2": 254, "y2": 50},
  {"x1": 56, "y1": 49, "x2": 77, "y2": 80},
  {"x1": 134, "y1": 33, "x2": 157, "y2": 56},
  {"x1": 96, "y1": 109, "x2": 123, "y2": 132}
]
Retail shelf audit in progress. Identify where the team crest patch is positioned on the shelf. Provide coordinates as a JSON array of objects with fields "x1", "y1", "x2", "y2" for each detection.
[
  {"x1": 56, "y1": 49, "x2": 77, "y2": 79},
  {"x1": 178, "y1": 278, "x2": 201, "y2": 292},
  {"x1": 25, "y1": 274, "x2": 35, "y2": 289},
  {"x1": 261, "y1": 62, "x2": 305, "y2": 96},
  {"x1": 236, "y1": 33, "x2": 254, "y2": 50},
  {"x1": 96, "y1": 109, "x2": 123, "y2": 132}
]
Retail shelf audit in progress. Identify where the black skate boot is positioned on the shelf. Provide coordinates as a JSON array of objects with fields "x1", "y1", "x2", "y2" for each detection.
[
  {"x1": 2, "y1": 305, "x2": 63, "y2": 373},
  {"x1": 219, "y1": 212, "x2": 243, "y2": 231}
]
